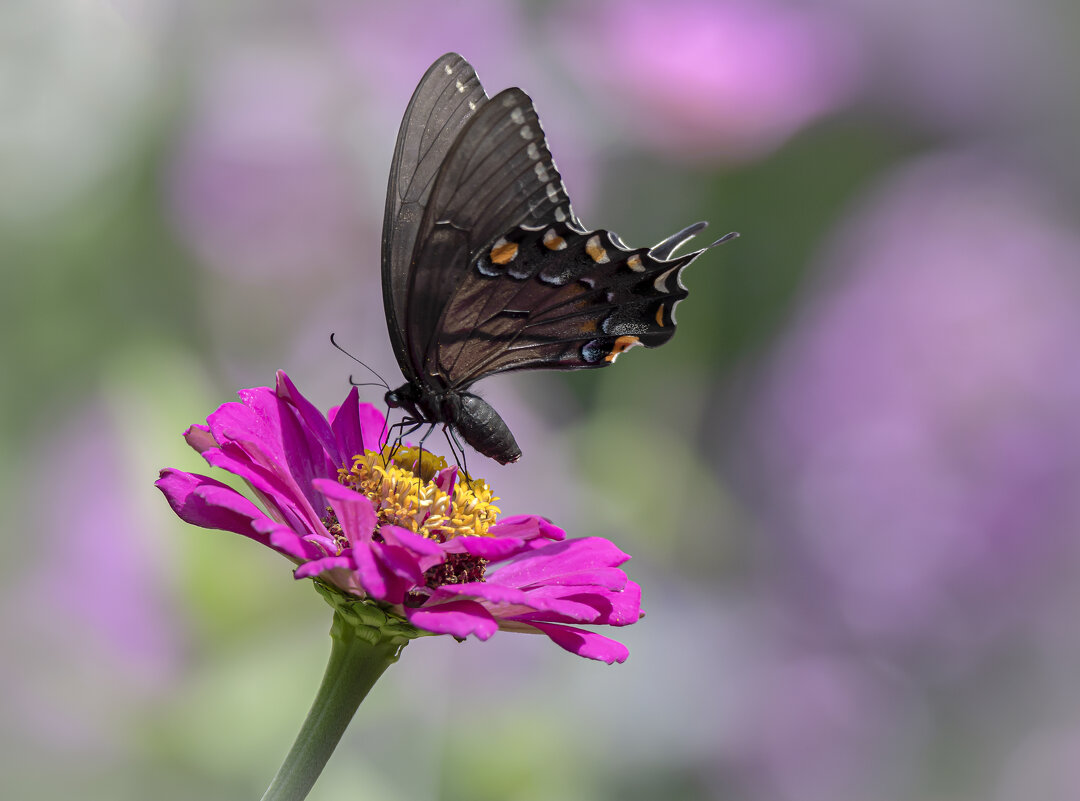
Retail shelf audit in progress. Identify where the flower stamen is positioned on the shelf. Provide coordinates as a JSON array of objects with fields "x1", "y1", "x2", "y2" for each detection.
[
  {"x1": 337, "y1": 446, "x2": 501, "y2": 543},
  {"x1": 322, "y1": 507, "x2": 349, "y2": 551}
]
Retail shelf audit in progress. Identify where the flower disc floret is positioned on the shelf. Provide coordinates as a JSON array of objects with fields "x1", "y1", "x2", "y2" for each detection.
[{"x1": 338, "y1": 446, "x2": 500, "y2": 542}]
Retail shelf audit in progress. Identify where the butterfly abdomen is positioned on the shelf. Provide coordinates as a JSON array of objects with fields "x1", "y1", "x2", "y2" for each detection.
[{"x1": 450, "y1": 392, "x2": 522, "y2": 464}]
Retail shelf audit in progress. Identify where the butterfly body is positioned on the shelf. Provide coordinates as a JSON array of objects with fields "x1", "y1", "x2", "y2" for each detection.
[
  {"x1": 386, "y1": 381, "x2": 520, "y2": 464},
  {"x1": 379, "y1": 53, "x2": 734, "y2": 464}
]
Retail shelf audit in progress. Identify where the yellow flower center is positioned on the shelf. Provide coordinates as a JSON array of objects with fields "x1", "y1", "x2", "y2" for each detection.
[{"x1": 337, "y1": 446, "x2": 501, "y2": 542}]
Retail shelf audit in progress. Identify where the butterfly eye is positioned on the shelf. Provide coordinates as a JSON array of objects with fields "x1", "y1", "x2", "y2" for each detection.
[{"x1": 385, "y1": 390, "x2": 401, "y2": 408}]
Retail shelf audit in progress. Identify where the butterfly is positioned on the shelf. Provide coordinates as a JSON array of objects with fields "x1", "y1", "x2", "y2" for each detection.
[{"x1": 381, "y1": 53, "x2": 735, "y2": 465}]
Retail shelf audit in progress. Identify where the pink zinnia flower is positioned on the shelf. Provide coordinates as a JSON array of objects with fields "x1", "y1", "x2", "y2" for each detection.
[{"x1": 156, "y1": 371, "x2": 641, "y2": 664}]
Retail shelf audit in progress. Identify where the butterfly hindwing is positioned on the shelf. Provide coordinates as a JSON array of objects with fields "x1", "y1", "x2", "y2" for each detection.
[{"x1": 435, "y1": 222, "x2": 710, "y2": 386}]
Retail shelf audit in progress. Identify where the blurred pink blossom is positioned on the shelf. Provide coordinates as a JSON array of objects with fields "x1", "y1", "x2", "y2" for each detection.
[
  {"x1": 168, "y1": 46, "x2": 368, "y2": 279},
  {"x1": 5, "y1": 402, "x2": 182, "y2": 751},
  {"x1": 820, "y1": 0, "x2": 1066, "y2": 135},
  {"x1": 560, "y1": 0, "x2": 862, "y2": 161},
  {"x1": 727, "y1": 651, "x2": 923, "y2": 801},
  {"x1": 749, "y1": 152, "x2": 1080, "y2": 664}
]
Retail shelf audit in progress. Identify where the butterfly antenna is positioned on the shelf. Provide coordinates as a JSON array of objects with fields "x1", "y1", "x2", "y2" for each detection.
[{"x1": 329, "y1": 333, "x2": 391, "y2": 391}]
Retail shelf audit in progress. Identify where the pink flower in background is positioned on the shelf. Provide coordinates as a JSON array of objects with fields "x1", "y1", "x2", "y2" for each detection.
[
  {"x1": 561, "y1": 0, "x2": 862, "y2": 161},
  {"x1": 817, "y1": 0, "x2": 1063, "y2": 136},
  {"x1": 727, "y1": 651, "x2": 923, "y2": 801},
  {"x1": 168, "y1": 47, "x2": 366, "y2": 279},
  {"x1": 7, "y1": 403, "x2": 182, "y2": 751},
  {"x1": 156, "y1": 372, "x2": 641, "y2": 663},
  {"x1": 749, "y1": 152, "x2": 1080, "y2": 661}
]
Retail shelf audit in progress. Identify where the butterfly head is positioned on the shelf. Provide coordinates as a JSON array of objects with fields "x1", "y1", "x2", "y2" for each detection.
[
  {"x1": 385, "y1": 380, "x2": 441, "y2": 426},
  {"x1": 384, "y1": 383, "x2": 424, "y2": 424}
]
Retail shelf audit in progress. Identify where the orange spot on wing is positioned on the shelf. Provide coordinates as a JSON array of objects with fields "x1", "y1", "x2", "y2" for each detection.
[
  {"x1": 543, "y1": 229, "x2": 566, "y2": 250},
  {"x1": 586, "y1": 236, "x2": 609, "y2": 263},
  {"x1": 491, "y1": 241, "x2": 518, "y2": 264},
  {"x1": 605, "y1": 335, "x2": 641, "y2": 362}
]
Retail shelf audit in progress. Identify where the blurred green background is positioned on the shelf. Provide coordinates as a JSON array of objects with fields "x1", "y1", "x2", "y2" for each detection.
[{"x1": 5, "y1": 1, "x2": 1080, "y2": 799}]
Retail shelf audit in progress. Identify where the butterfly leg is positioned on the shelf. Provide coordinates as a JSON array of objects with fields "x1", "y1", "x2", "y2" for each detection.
[
  {"x1": 385, "y1": 418, "x2": 424, "y2": 465},
  {"x1": 378, "y1": 404, "x2": 391, "y2": 452},
  {"x1": 383, "y1": 420, "x2": 407, "y2": 464},
  {"x1": 444, "y1": 425, "x2": 473, "y2": 489}
]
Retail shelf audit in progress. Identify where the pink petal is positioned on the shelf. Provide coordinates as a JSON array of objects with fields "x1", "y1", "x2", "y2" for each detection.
[
  {"x1": 490, "y1": 514, "x2": 566, "y2": 542},
  {"x1": 313, "y1": 479, "x2": 390, "y2": 598},
  {"x1": 329, "y1": 393, "x2": 386, "y2": 456},
  {"x1": 183, "y1": 424, "x2": 216, "y2": 454},
  {"x1": 378, "y1": 524, "x2": 445, "y2": 571},
  {"x1": 492, "y1": 538, "x2": 631, "y2": 589},
  {"x1": 204, "y1": 402, "x2": 324, "y2": 523},
  {"x1": 432, "y1": 581, "x2": 534, "y2": 607},
  {"x1": 526, "y1": 622, "x2": 630, "y2": 664},
  {"x1": 371, "y1": 541, "x2": 427, "y2": 587},
  {"x1": 512, "y1": 580, "x2": 643, "y2": 628},
  {"x1": 251, "y1": 518, "x2": 328, "y2": 560},
  {"x1": 433, "y1": 582, "x2": 604, "y2": 622},
  {"x1": 442, "y1": 534, "x2": 549, "y2": 561},
  {"x1": 207, "y1": 389, "x2": 286, "y2": 466},
  {"x1": 203, "y1": 445, "x2": 322, "y2": 536},
  {"x1": 275, "y1": 371, "x2": 342, "y2": 466},
  {"x1": 156, "y1": 469, "x2": 314, "y2": 561},
  {"x1": 214, "y1": 387, "x2": 337, "y2": 514},
  {"x1": 294, "y1": 555, "x2": 354, "y2": 578},
  {"x1": 517, "y1": 566, "x2": 629, "y2": 591},
  {"x1": 156, "y1": 469, "x2": 265, "y2": 534},
  {"x1": 312, "y1": 479, "x2": 377, "y2": 544},
  {"x1": 598, "y1": 579, "x2": 643, "y2": 627},
  {"x1": 406, "y1": 600, "x2": 499, "y2": 640},
  {"x1": 330, "y1": 388, "x2": 379, "y2": 463},
  {"x1": 488, "y1": 569, "x2": 626, "y2": 591},
  {"x1": 497, "y1": 585, "x2": 609, "y2": 619},
  {"x1": 434, "y1": 466, "x2": 457, "y2": 495}
]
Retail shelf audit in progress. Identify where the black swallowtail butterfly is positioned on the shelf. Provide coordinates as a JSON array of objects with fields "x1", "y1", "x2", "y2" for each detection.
[{"x1": 381, "y1": 53, "x2": 735, "y2": 465}]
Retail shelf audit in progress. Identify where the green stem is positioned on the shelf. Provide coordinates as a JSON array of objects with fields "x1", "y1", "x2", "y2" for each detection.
[{"x1": 260, "y1": 610, "x2": 407, "y2": 801}]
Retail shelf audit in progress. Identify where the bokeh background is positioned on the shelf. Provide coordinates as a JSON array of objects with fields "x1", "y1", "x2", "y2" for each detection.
[{"x1": 4, "y1": 0, "x2": 1080, "y2": 799}]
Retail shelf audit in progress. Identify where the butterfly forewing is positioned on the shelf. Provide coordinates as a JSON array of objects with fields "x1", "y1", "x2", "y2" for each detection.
[
  {"x1": 403, "y1": 88, "x2": 573, "y2": 382},
  {"x1": 382, "y1": 53, "x2": 488, "y2": 379}
]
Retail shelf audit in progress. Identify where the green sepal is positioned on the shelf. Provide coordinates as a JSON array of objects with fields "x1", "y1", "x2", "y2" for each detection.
[{"x1": 312, "y1": 581, "x2": 429, "y2": 651}]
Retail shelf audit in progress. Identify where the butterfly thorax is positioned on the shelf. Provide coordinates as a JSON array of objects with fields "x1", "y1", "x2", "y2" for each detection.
[{"x1": 386, "y1": 381, "x2": 522, "y2": 465}]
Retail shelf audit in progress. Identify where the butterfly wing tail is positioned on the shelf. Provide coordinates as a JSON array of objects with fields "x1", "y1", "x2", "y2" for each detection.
[{"x1": 649, "y1": 222, "x2": 739, "y2": 260}]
